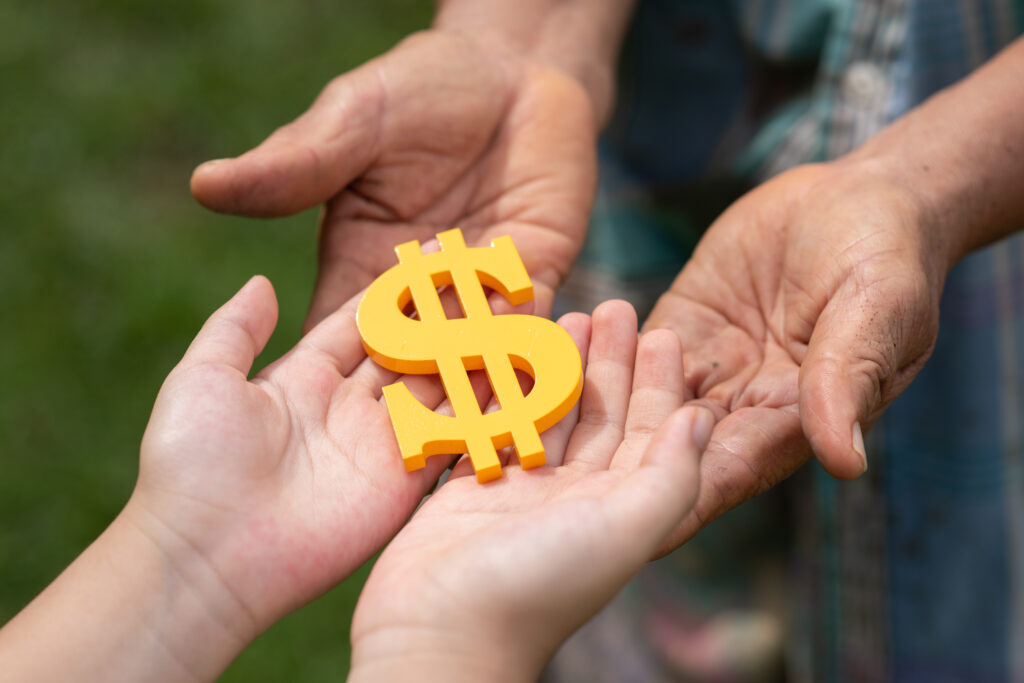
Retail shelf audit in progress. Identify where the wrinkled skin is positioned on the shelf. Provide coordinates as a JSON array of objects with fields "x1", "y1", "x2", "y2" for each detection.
[
  {"x1": 644, "y1": 161, "x2": 943, "y2": 548},
  {"x1": 191, "y1": 31, "x2": 597, "y2": 326},
  {"x1": 192, "y1": 30, "x2": 946, "y2": 549}
]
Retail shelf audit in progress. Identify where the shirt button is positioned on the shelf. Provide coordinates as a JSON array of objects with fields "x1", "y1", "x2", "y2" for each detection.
[{"x1": 844, "y1": 62, "x2": 887, "y2": 103}]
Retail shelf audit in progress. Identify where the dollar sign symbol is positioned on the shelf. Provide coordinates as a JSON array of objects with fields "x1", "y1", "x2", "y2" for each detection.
[{"x1": 357, "y1": 228, "x2": 583, "y2": 483}]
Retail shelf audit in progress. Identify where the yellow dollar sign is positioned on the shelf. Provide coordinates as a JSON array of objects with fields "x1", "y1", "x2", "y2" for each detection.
[{"x1": 357, "y1": 228, "x2": 583, "y2": 483}]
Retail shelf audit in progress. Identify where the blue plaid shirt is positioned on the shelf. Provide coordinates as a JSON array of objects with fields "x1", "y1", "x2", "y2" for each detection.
[{"x1": 549, "y1": 1, "x2": 1024, "y2": 681}]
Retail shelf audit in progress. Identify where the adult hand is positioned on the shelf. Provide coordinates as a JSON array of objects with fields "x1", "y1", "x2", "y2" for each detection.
[
  {"x1": 645, "y1": 159, "x2": 945, "y2": 549},
  {"x1": 190, "y1": 30, "x2": 598, "y2": 326},
  {"x1": 349, "y1": 300, "x2": 715, "y2": 682},
  {"x1": 642, "y1": 36, "x2": 1024, "y2": 551}
]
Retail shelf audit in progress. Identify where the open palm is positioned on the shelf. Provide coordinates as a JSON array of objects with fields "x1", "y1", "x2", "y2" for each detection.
[
  {"x1": 350, "y1": 301, "x2": 714, "y2": 681},
  {"x1": 133, "y1": 276, "x2": 476, "y2": 633},
  {"x1": 190, "y1": 31, "x2": 597, "y2": 326},
  {"x1": 645, "y1": 161, "x2": 943, "y2": 549}
]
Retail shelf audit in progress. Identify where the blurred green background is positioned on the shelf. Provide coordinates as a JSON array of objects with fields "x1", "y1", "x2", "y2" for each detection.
[{"x1": 0, "y1": 0, "x2": 429, "y2": 678}]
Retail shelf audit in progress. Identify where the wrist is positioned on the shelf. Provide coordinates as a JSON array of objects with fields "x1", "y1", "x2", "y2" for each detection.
[
  {"x1": 111, "y1": 501, "x2": 259, "y2": 677},
  {"x1": 529, "y1": 43, "x2": 618, "y2": 126},
  {"x1": 833, "y1": 148, "x2": 959, "y2": 282},
  {"x1": 432, "y1": 1, "x2": 634, "y2": 125},
  {"x1": 349, "y1": 624, "x2": 542, "y2": 683},
  {"x1": 844, "y1": 38, "x2": 1024, "y2": 267},
  {"x1": 0, "y1": 502, "x2": 256, "y2": 682},
  {"x1": 114, "y1": 497, "x2": 262, "y2": 673}
]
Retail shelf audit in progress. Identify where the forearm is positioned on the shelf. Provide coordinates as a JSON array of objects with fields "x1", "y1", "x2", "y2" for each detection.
[
  {"x1": 0, "y1": 501, "x2": 255, "y2": 682},
  {"x1": 434, "y1": 0, "x2": 637, "y2": 123},
  {"x1": 849, "y1": 36, "x2": 1024, "y2": 270}
]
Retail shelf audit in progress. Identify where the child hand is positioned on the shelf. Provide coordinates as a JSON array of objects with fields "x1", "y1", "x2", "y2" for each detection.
[
  {"x1": 0, "y1": 275, "x2": 473, "y2": 682},
  {"x1": 133, "y1": 275, "x2": 470, "y2": 630},
  {"x1": 348, "y1": 301, "x2": 715, "y2": 682}
]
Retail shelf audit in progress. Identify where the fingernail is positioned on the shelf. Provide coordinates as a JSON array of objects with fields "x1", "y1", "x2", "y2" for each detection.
[
  {"x1": 852, "y1": 422, "x2": 868, "y2": 473},
  {"x1": 690, "y1": 407, "x2": 715, "y2": 451}
]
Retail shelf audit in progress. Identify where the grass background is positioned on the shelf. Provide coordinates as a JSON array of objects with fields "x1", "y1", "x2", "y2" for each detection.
[{"x1": 0, "y1": 1, "x2": 430, "y2": 678}]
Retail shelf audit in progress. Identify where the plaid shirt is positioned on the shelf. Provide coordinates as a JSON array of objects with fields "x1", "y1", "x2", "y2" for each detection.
[{"x1": 547, "y1": 1, "x2": 1024, "y2": 681}]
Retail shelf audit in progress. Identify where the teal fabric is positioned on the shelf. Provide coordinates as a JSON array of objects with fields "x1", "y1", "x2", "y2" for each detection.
[{"x1": 557, "y1": 1, "x2": 1024, "y2": 680}]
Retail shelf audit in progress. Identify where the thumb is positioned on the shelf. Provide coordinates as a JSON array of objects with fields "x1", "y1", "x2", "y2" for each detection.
[
  {"x1": 190, "y1": 65, "x2": 383, "y2": 217},
  {"x1": 799, "y1": 276, "x2": 938, "y2": 479},
  {"x1": 607, "y1": 406, "x2": 714, "y2": 550},
  {"x1": 178, "y1": 275, "x2": 279, "y2": 376}
]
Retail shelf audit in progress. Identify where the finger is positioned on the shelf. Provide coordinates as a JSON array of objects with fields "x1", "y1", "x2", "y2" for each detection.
[
  {"x1": 438, "y1": 284, "x2": 465, "y2": 321},
  {"x1": 537, "y1": 312, "x2": 592, "y2": 468},
  {"x1": 427, "y1": 370, "x2": 504, "y2": 481},
  {"x1": 348, "y1": 353, "x2": 489, "y2": 405},
  {"x1": 190, "y1": 64, "x2": 383, "y2": 217},
  {"x1": 300, "y1": 239, "x2": 485, "y2": 380},
  {"x1": 271, "y1": 288, "x2": 369, "y2": 379},
  {"x1": 610, "y1": 329, "x2": 686, "y2": 471},
  {"x1": 302, "y1": 233, "x2": 442, "y2": 333},
  {"x1": 447, "y1": 310, "x2": 591, "y2": 479},
  {"x1": 447, "y1": 397, "x2": 501, "y2": 481},
  {"x1": 656, "y1": 405, "x2": 808, "y2": 555},
  {"x1": 333, "y1": 365, "x2": 486, "y2": 486},
  {"x1": 799, "y1": 275, "x2": 937, "y2": 479},
  {"x1": 382, "y1": 374, "x2": 466, "y2": 483},
  {"x1": 448, "y1": 395, "x2": 528, "y2": 480},
  {"x1": 480, "y1": 222, "x2": 576, "y2": 320},
  {"x1": 178, "y1": 276, "x2": 278, "y2": 375},
  {"x1": 457, "y1": 311, "x2": 591, "y2": 477},
  {"x1": 345, "y1": 354, "x2": 402, "y2": 401},
  {"x1": 487, "y1": 288, "x2": 536, "y2": 317},
  {"x1": 603, "y1": 406, "x2": 713, "y2": 558},
  {"x1": 515, "y1": 407, "x2": 711, "y2": 625},
  {"x1": 563, "y1": 300, "x2": 639, "y2": 470}
]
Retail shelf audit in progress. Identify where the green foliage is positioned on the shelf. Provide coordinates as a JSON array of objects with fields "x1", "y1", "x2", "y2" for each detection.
[{"x1": 0, "y1": 0, "x2": 430, "y2": 678}]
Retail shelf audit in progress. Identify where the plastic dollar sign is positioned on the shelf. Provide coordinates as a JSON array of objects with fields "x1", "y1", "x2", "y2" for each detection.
[{"x1": 357, "y1": 228, "x2": 583, "y2": 483}]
